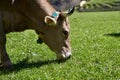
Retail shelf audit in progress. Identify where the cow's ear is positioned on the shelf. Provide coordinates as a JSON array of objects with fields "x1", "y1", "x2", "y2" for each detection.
[{"x1": 44, "y1": 16, "x2": 57, "y2": 26}]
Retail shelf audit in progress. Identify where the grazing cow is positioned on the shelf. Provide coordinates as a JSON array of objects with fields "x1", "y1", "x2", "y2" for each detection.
[{"x1": 0, "y1": 0, "x2": 74, "y2": 68}]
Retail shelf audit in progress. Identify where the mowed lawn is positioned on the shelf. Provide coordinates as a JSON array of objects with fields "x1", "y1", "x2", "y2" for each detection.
[{"x1": 0, "y1": 11, "x2": 120, "y2": 80}]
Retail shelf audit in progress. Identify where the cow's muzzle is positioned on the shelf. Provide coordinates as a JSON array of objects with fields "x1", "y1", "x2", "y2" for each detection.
[{"x1": 56, "y1": 51, "x2": 71, "y2": 62}]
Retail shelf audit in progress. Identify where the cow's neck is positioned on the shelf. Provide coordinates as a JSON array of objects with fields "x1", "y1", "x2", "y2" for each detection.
[
  {"x1": 35, "y1": 0, "x2": 56, "y2": 16},
  {"x1": 14, "y1": 0, "x2": 56, "y2": 26},
  {"x1": 0, "y1": 0, "x2": 57, "y2": 34},
  {"x1": 13, "y1": 0, "x2": 56, "y2": 34}
]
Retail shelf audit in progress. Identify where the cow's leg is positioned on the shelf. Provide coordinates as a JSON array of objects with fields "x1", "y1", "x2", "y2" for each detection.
[
  {"x1": 0, "y1": 37, "x2": 12, "y2": 68},
  {"x1": 0, "y1": 13, "x2": 12, "y2": 68}
]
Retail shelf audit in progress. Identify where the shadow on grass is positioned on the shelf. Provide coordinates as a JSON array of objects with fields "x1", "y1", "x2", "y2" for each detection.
[
  {"x1": 0, "y1": 57, "x2": 69, "y2": 74},
  {"x1": 0, "y1": 58, "x2": 60, "y2": 74},
  {"x1": 104, "y1": 33, "x2": 120, "y2": 37}
]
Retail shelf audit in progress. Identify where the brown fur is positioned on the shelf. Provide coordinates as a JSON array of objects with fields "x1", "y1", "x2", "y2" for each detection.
[{"x1": 0, "y1": 0, "x2": 73, "y2": 68}]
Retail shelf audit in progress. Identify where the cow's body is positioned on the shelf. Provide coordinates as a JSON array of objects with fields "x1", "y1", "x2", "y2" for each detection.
[{"x1": 0, "y1": 0, "x2": 74, "y2": 68}]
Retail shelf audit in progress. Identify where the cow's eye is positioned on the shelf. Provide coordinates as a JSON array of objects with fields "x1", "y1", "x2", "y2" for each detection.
[{"x1": 63, "y1": 31, "x2": 69, "y2": 37}]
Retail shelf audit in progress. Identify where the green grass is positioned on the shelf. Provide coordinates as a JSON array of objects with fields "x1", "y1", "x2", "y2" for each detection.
[
  {"x1": 90, "y1": 0, "x2": 118, "y2": 3},
  {"x1": 81, "y1": 0, "x2": 120, "y2": 12},
  {"x1": 0, "y1": 11, "x2": 120, "y2": 80}
]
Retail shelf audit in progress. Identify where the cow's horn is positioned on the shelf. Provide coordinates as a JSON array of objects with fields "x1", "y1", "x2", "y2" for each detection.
[{"x1": 61, "y1": 6, "x2": 75, "y2": 17}]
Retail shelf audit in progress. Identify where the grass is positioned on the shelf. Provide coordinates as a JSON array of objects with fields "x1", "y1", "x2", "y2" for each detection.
[
  {"x1": 79, "y1": 0, "x2": 120, "y2": 12},
  {"x1": 90, "y1": 0, "x2": 118, "y2": 3},
  {"x1": 0, "y1": 11, "x2": 120, "y2": 79},
  {"x1": 70, "y1": 11, "x2": 120, "y2": 79}
]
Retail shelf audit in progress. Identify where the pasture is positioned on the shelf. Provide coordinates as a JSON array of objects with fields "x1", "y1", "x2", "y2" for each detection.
[
  {"x1": 83, "y1": 0, "x2": 120, "y2": 12},
  {"x1": 0, "y1": 11, "x2": 120, "y2": 79}
]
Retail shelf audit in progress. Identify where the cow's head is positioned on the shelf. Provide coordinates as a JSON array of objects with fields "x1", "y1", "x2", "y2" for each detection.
[{"x1": 38, "y1": 7, "x2": 74, "y2": 61}]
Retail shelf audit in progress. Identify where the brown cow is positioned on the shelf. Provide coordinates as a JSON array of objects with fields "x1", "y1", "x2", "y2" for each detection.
[{"x1": 0, "y1": 0, "x2": 74, "y2": 68}]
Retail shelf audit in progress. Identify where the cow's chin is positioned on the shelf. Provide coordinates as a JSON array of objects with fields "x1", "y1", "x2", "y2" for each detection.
[
  {"x1": 56, "y1": 51, "x2": 71, "y2": 62},
  {"x1": 43, "y1": 41, "x2": 71, "y2": 61}
]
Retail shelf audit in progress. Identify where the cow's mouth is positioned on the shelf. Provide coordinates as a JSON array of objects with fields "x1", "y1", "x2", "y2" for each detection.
[{"x1": 56, "y1": 51, "x2": 71, "y2": 62}]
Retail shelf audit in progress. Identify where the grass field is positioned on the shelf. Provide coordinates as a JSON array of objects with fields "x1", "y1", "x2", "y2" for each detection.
[
  {"x1": 81, "y1": 0, "x2": 120, "y2": 12},
  {"x1": 90, "y1": 0, "x2": 118, "y2": 3},
  {"x1": 0, "y1": 11, "x2": 120, "y2": 80}
]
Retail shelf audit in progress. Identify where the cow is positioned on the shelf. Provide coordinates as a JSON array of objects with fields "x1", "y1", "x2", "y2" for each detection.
[{"x1": 0, "y1": 0, "x2": 74, "y2": 68}]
